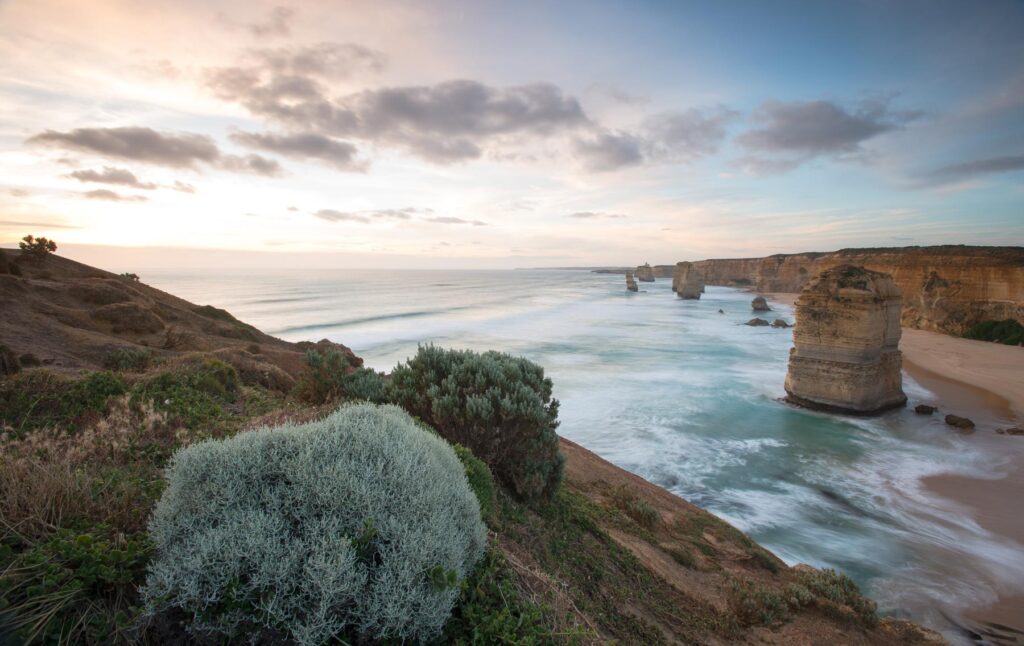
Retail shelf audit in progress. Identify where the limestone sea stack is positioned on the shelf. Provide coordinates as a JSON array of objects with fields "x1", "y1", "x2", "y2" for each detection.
[
  {"x1": 751, "y1": 296, "x2": 771, "y2": 311},
  {"x1": 672, "y1": 262, "x2": 704, "y2": 299},
  {"x1": 784, "y1": 265, "x2": 907, "y2": 415},
  {"x1": 626, "y1": 271, "x2": 639, "y2": 292},
  {"x1": 635, "y1": 263, "x2": 655, "y2": 282}
]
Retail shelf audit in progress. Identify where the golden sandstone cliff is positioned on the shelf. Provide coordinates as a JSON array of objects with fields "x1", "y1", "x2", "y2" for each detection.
[
  {"x1": 785, "y1": 265, "x2": 907, "y2": 415},
  {"x1": 671, "y1": 261, "x2": 705, "y2": 299},
  {"x1": 635, "y1": 263, "x2": 656, "y2": 282},
  {"x1": 691, "y1": 246, "x2": 1023, "y2": 335}
]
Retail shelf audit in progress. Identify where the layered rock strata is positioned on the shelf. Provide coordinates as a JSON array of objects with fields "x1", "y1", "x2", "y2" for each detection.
[
  {"x1": 688, "y1": 246, "x2": 1023, "y2": 335},
  {"x1": 672, "y1": 262, "x2": 704, "y2": 299},
  {"x1": 635, "y1": 263, "x2": 656, "y2": 282},
  {"x1": 785, "y1": 265, "x2": 907, "y2": 415}
]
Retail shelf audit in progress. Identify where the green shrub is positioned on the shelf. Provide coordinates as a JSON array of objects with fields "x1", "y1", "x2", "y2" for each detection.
[
  {"x1": 389, "y1": 346, "x2": 564, "y2": 501},
  {"x1": 964, "y1": 319, "x2": 1024, "y2": 345},
  {"x1": 102, "y1": 347, "x2": 153, "y2": 372},
  {"x1": 0, "y1": 370, "x2": 127, "y2": 432},
  {"x1": 0, "y1": 527, "x2": 149, "y2": 645},
  {"x1": 294, "y1": 349, "x2": 388, "y2": 404},
  {"x1": 453, "y1": 444, "x2": 497, "y2": 524},
  {"x1": 118, "y1": 272, "x2": 140, "y2": 282},
  {"x1": 142, "y1": 403, "x2": 486, "y2": 644},
  {"x1": 444, "y1": 546, "x2": 559, "y2": 644},
  {"x1": 131, "y1": 358, "x2": 238, "y2": 428},
  {"x1": 795, "y1": 567, "x2": 877, "y2": 627},
  {"x1": 729, "y1": 579, "x2": 788, "y2": 626},
  {"x1": 18, "y1": 235, "x2": 57, "y2": 257}
]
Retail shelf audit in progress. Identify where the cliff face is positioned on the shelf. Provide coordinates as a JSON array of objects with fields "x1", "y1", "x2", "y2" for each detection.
[
  {"x1": 785, "y1": 265, "x2": 907, "y2": 415},
  {"x1": 671, "y1": 262, "x2": 704, "y2": 299},
  {"x1": 635, "y1": 263, "x2": 656, "y2": 282},
  {"x1": 691, "y1": 246, "x2": 1024, "y2": 335}
]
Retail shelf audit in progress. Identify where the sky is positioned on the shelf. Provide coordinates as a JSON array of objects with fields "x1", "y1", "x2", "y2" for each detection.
[{"x1": 1, "y1": 0, "x2": 1022, "y2": 269}]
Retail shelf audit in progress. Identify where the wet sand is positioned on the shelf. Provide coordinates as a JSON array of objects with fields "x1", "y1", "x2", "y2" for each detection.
[{"x1": 767, "y1": 292, "x2": 1024, "y2": 630}]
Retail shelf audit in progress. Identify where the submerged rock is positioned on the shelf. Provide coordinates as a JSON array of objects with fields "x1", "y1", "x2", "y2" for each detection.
[
  {"x1": 771, "y1": 319, "x2": 791, "y2": 328},
  {"x1": 996, "y1": 427, "x2": 1024, "y2": 436},
  {"x1": 914, "y1": 404, "x2": 937, "y2": 415},
  {"x1": 746, "y1": 318, "x2": 770, "y2": 326},
  {"x1": 752, "y1": 296, "x2": 771, "y2": 311},
  {"x1": 672, "y1": 262, "x2": 704, "y2": 299},
  {"x1": 635, "y1": 263, "x2": 655, "y2": 282},
  {"x1": 625, "y1": 271, "x2": 639, "y2": 292},
  {"x1": 784, "y1": 265, "x2": 906, "y2": 415},
  {"x1": 718, "y1": 309, "x2": 724, "y2": 314},
  {"x1": 945, "y1": 414, "x2": 975, "y2": 431}
]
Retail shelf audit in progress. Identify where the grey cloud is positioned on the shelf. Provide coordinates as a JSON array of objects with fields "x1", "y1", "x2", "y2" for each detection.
[
  {"x1": 249, "y1": 6, "x2": 295, "y2": 37},
  {"x1": 171, "y1": 180, "x2": 196, "y2": 193},
  {"x1": 315, "y1": 209, "x2": 369, "y2": 223},
  {"x1": 313, "y1": 207, "x2": 432, "y2": 224},
  {"x1": 568, "y1": 211, "x2": 627, "y2": 219},
  {"x1": 426, "y1": 216, "x2": 487, "y2": 226},
  {"x1": 251, "y1": 42, "x2": 384, "y2": 79},
  {"x1": 736, "y1": 99, "x2": 920, "y2": 173},
  {"x1": 30, "y1": 127, "x2": 219, "y2": 168},
  {"x1": 922, "y1": 154, "x2": 1024, "y2": 184},
  {"x1": 642, "y1": 108, "x2": 736, "y2": 161},
  {"x1": 29, "y1": 126, "x2": 282, "y2": 176},
  {"x1": 208, "y1": 66, "x2": 590, "y2": 163},
  {"x1": 230, "y1": 131, "x2": 365, "y2": 171},
  {"x1": 216, "y1": 154, "x2": 282, "y2": 176},
  {"x1": 68, "y1": 166, "x2": 157, "y2": 189},
  {"x1": 572, "y1": 131, "x2": 644, "y2": 172},
  {"x1": 83, "y1": 189, "x2": 147, "y2": 202}
]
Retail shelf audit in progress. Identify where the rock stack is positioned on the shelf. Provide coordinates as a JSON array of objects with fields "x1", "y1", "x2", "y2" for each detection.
[
  {"x1": 672, "y1": 262, "x2": 704, "y2": 299},
  {"x1": 784, "y1": 265, "x2": 906, "y2": 415},
  {"x1": 751, "y1": 296, "x2": 770, "y2": 311},
  {"x1": 635, "y1": 263, "x2": 655, "y2": 282},
  {"x1": 625, "y1": 271, "x2": 638, "y2": 292}
]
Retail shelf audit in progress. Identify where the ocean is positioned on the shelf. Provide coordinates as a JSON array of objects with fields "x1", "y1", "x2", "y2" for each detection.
[{"x1": 142, "y1": 267, "x2": 1024, "y2": 636}]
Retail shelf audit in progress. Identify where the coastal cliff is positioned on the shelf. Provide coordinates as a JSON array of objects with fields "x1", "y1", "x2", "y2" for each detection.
[
  {"x1": 0, "y1": 250, "x2": 940, "y2": 644},
  {"x1": 785, "y1": 265, "x2": 907, "y2": 414},
  {"x1": 691, "y1": 246, "x2": 1024, "y2": 335}
]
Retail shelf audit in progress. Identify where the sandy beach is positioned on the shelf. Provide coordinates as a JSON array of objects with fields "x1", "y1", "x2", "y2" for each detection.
[{"x1": 768, "y1": 291, "x2": 1024, "y2": 630}]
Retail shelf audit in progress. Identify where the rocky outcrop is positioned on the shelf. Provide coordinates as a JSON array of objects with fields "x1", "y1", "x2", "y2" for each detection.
[
  {"x1": 785, "y1": 265, "x2": 907, "y2": 415},
  {"x1": 746, "y1": 318, "x2": 770, "y2": 326},
  {"x1": 672, "y1": 262, "x2": 704, "y2": 299},
  {"x1": 635, "y1": 263, "x2": 655, "y2": 282},
  {"x1": 945, "y1": 414, "x2": 975, "y2": 431},
  {"x1": 771, "y1": 319, "x2": 790, "y2": 328},
  {"x1": 689, "y1": 246, "x2": 1024, "y2": 336},
  {"x1": 752, "y1": 296, "x2": 770, "y2": 311},
  {"x1": 914, "y1": 404, "x2": 936, "y2": 415},
  {"x1": 625, "y1": 271, "x2": 638, "y2": 292}
]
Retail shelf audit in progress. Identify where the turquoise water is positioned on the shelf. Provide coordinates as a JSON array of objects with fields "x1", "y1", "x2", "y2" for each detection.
[{"x1": 143, "y1": 267, "x2": 1024, "y2": 638}]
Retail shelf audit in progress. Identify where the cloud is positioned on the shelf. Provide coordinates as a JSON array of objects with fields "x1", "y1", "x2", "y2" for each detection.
[
  {"x1": 921, "y1": 154, "x2": 1024, "y2": 184},
  {"x1": 249, "y1": 6, "x2": 295, "y2": 37},
  {"x1": 736, "y1": 99, "x2": 920, "y2": 173},
  {"x1": 642, "y1": 108, "x2": 737, "y2": 162},
  {"x1": 28, "y1": 127, "x2": 282, "y2": 176},
  {"x1": 313, "y1": 207, "x2": 432, "y2": 224},
  {"x1": 250, "y1": 42, "x2": 384, "y2": 80},
  {"x1": 8, "y1": 189, "x2": 30, "y2": 197},
  {"x1": 208, "y1": 61, "x2": 590, "y2": 163},
  {"x1": 572, "y1": 107, "x2": 735, "y2": 171},
  {"x1": 67, "y1": 166, "x2": 157, "y2": 189},
  {"x1": 568, "y1": 211, "x2": 627, "y2": 219},
  {"x1": 83, "y1": 189, "x2": 147, "y2": 202},
  {"x1": 0, "y1": 220, "x2": 79, "y2": 229},
  {"x1": 426, "y1": 216, "x2": 487, "y2": 226},
  {"x1": 230, "y1": 131, "x2": 365, "y2": 171},
  {"x1": 171, "y1": 180, "x2": 196, "y2": 193},
  {"x1": 572, "y1": 131, "x2": 644, "y2": 172}
]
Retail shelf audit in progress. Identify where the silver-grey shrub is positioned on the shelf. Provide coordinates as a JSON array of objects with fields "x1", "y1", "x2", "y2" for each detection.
[{"x1": 141, "y1": 403, "x2": 487, "y2": 644}]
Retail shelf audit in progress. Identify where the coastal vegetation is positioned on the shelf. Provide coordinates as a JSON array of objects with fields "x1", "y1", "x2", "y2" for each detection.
[{"x1": 963, "y1": 318, "x2": 1024, "y2": 346}]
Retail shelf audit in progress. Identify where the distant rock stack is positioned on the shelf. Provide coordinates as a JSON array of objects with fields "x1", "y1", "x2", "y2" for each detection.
[
  {"x1": 785, "y1": 265, "x2": 906, "y2": 415},
  {"x1": 751, "y1": 296, "x2": 770, "y2": 311},
  {"x1": 672, "y1": 262, "x2": 704, "y2": 299},
  {"x1": 635, "y1": 263, "x2": 655, "y2": 282},
  {"x1": 625, "y1": 271, "x2": 638, "y2": 292}
]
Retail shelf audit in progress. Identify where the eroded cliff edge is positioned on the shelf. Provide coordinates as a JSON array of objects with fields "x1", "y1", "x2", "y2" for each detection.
[{"x1": 690, "y1": 245, "x2": 1023, "y2": 335}]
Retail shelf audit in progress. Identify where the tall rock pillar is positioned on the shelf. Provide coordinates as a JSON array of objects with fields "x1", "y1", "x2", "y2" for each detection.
[
  {"x1": 785, "y1": 265, "x2": 906, "y2": 414},
  {"x1": 672, "y1": 262, "x2": 705, "y2": 299}
]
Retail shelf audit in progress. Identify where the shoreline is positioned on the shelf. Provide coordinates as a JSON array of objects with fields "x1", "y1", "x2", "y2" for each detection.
[{"x1": 766, "y1": 291, "x2": 1024, "y2": 629}]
